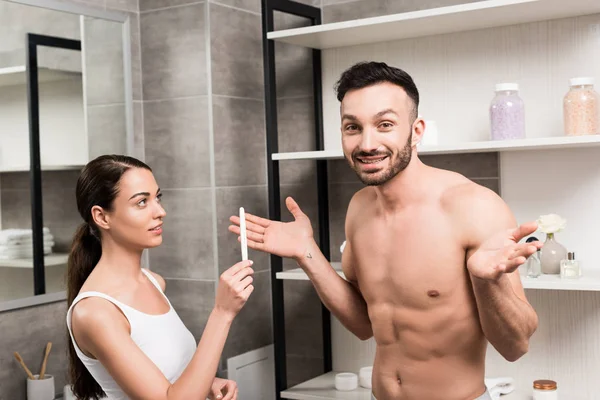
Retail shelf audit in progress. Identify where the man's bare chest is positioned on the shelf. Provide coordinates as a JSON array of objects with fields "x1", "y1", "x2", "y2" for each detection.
[{"x1": 349, "y1": 211, "x2": 471, "y2": 308}]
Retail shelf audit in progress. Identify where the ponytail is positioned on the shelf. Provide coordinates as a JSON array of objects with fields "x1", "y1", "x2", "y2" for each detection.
[
  {"x1": 67, "y1": 222, "x2": 101, "y2": 305},
  {"x1": 67, "y1": 222, "x2": 104, "y2": 400},
  {"x1": 65, "y1": 154, "x2": 152, "y2": 400}
]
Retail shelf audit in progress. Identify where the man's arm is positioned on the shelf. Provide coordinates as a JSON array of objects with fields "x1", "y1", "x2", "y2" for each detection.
[
  {"x1": 296, "y1": 237, "x2": 373, "y2": 340},
  {"x1": 458, "y1": 184, "x2": 539, "y2": 362},
  {"x1": 229, "y1": 193, "x2": 373, "y2": 341},
  {"x1": 295, "y1": 190, "x2": 372, "y2": 340}
]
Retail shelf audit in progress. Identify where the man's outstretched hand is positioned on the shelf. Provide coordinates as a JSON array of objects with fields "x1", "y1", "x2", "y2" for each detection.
[
  {"x1": 467, "y1": 221, "x2": 543, "y2": 281},
  {"x1": 229, "y1": 197, "x2": 314, "y2": 261}
]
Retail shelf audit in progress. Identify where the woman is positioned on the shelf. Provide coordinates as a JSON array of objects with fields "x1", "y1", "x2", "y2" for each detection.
[{"x1": 66, "y1": 155, "x2": 254, "y2": 400}]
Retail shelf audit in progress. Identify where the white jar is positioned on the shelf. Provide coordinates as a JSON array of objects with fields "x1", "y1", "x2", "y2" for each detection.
[
  {"x1": 335, "y1": 373, "x2": 358, "y2": 391},
  {"x1": 533, "y1": 379, "x2": 558, "y2": 400}
]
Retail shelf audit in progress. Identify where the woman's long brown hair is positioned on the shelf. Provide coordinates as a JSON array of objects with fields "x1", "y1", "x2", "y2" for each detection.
[{"x1": 66, "y1": 154, "x2": 151, "y2": 400}]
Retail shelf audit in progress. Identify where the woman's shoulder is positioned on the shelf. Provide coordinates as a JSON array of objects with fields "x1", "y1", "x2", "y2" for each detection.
[
  {"x1": 145, "y1": 269, "x2": 166, "y2": 292},
  {"x1": 70, "y1": 296, "x2": 131, "y2": 339}
]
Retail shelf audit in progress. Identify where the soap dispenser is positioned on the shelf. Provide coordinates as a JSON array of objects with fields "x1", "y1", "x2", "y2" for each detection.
[{"x1": 524, "y1": 237, "x2": 541, "y2": 278}]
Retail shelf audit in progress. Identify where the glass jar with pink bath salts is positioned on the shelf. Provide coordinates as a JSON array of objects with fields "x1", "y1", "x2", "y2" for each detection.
[{"x1": 564, "y1": 77, "x2": 599, "y2": 136}]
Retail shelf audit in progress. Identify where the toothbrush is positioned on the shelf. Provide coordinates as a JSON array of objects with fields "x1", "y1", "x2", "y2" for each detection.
[{"x1": 239, "y1": 207, "x2": 248, "y2": 261}]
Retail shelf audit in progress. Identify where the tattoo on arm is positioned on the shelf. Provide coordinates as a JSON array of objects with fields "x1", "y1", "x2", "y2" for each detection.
[{"x1": 306, "y1": 252, "x2": 312, "y2": 259}]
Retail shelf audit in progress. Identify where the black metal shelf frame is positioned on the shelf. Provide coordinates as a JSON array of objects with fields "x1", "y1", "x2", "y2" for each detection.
[
  {"x1": 261, "y1": 1, "x2": 331, "y2": 399},
  {"x1": 26, "y1": 33, "x2": 82, "y2": 295}
]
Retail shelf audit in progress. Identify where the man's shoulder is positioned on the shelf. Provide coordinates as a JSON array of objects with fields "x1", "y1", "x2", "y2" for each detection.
[
  {"x1": 348, "y1": 186, "x2": 375, "y2": 211},
  {"x1": 440, "y1": 175, "x2": 514, "y2": 241},
  {"x1": 441, "y1": 176, "x2": 503, "y2": 213}
]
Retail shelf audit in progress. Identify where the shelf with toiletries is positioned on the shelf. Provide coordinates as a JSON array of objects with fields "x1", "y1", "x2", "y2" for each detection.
[
  {"x1": 0, "y1": 228, "x2": 62, "y2": 269},
  {"x1": 280, "y1": 371, "x2": 541, "y2": 400},
  {"x1": 0, "y1": 253, "x2": 69, "y2": 269},
  {"x1": 277, "y1": 263, "x2": 600, "y2": 291}
]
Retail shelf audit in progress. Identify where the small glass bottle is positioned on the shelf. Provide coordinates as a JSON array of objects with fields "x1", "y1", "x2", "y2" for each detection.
[
  {"x1": 490, "y1": 83, "x2": 526, "y2": 140},
  {"x1": 564, "y1": 77, "x2": 600, "y2": 136},
  {"x1": 560, "y1": 252, "x2": 581, "y2": 279},
  {"x1": 533, "y1": 379, "x2": 558, "y2": 400},
  {"x1": 524, "y1": 237, "x2": 541, "y2": 278}
]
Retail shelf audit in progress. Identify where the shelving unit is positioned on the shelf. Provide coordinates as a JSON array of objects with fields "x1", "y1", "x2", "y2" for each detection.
[
  {"x1": 267, "y1": 0, "x2": 600, "y2": 49},
  {"x1": 277, "y1": 263, "x2": 600, "y2": 291},
  {"x1": 0, "y1": 65, "x2": 81, "y2": 87},
  {"x1": 280, "y1": 372, "x2": 541, "y2": 400},
  {"x1": 0, "y1": 253, "x2": 69, "y2": 269},
  {"x1": 263, "y1": 0, "x2": 600, "y2": 399}
]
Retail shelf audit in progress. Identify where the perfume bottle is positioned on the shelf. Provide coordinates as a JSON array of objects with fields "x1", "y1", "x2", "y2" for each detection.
[
  {"x1": 525, "y1": 237, "x2": 542, "y2": 278},
  {"x1": 560, "y1": 252, "x2": 580, "y2": 279}
]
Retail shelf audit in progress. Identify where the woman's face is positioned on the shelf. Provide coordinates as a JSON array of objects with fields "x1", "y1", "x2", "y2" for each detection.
[{"x1": 104, "y1": 167, "x2": 166, "y2": 250}]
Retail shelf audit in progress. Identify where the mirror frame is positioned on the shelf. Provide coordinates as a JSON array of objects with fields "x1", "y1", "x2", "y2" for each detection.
[{"x1": 0, "y1": 0, "x2": 134, "y2": 312}]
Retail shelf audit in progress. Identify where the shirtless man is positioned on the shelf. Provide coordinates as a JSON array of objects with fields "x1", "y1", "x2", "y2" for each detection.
[{"x1": 229, "y1": 61, "x2": 541, "y2": 400}]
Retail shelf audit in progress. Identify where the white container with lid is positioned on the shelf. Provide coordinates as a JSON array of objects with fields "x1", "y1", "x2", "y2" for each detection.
[
  {"x1": 570, "y1": 77, "x2": 595, "y2": 86},
  {"x1": 564, "y1": 76, "x2": 599, "y2": 136},
  {"x1": 490, "y1": 82, "x2": 526, "y2": 140},
  {"x1": 335, "y1": 373, "x2": 358, "y2": 391},
  {"x1": 533, "y1": 379, "x2": 558, "y2": 400}
]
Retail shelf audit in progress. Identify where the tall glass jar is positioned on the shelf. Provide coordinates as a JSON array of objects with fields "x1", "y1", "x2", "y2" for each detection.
[
  {"x1": 564, "y1": 77, "x2": 599, "y2": 136},
  {"x1": 490, "y1": 83, "x2": 525, "y2": 140}
]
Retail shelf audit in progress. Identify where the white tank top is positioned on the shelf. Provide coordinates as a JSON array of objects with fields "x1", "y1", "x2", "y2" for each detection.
[{"x1": 66, "y1": 269, "x2": 197, "y2": 400}]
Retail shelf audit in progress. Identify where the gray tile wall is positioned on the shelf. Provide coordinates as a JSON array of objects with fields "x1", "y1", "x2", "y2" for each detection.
[
  {"x1": 139, "y1": 1, "x2": 223, "y2": 381},
  {"x1": 209, "y1": 1, "x2": 273, "y2": 372},
  {"x1": 321, "y1": 0, "x2": 482, "y2": 23},
  {"x1": 0, "y1": 1, "x2": 139, "y2": 399},
  {"x1": 140, "y1": 0, "x2": 274, "y2": 377},
  {"x1": 0, "y1": 301, "x2": 69, "y2": 400}
]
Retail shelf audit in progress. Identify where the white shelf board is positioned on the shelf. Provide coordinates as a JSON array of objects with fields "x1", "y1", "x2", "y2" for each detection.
[
  {"x1": 281, "y1": 372, "x2": 372, "y2": 400},
  {"x1": 273, "y1": 150, "x2": 344, "y2": 161},
  {"x1": 267, "y1": 0, "x2": 600, "y2": 49},
  {"x1": 276, "y1": 263, "x2": 343, "y2": 281},
  {"x1": 0, "y1": 164, "x2": 85, "y2": 173},
  {"x1": 279, "y1": 263, "x2": 600, "y2": 291},
  {"x1": 281, "y1": 372, "x2": 534, "y2": 400},
  {"x1": 522, "y1": 272, "x2": 600, "y2": 291},
  {"x1": 0, "y1": 65, "x2": 81, "y2": 87},
  {"x1": 272, "y1": 135, "x2": 600, "y2": 160},
  {"x1": 0, "y1": 253, "x2": 69, "y2": 269}
]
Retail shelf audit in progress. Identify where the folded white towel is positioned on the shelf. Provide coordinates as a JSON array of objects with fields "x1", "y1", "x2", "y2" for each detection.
[
  {"x1": 0, "y1": 245, "x2": 53, "y2": 259},
  {"x1": 0, "y1": 228, "x2": 52, "y2": 244},
  {"x1": 0, "y1": 240, "x2": 54, "y2": 249},
  {"x1": 485, "y1": 377, "x2": 515, "y2": 399},
  {"x1": 0, "y1": 235, "x2": 54, "y2": 244}
]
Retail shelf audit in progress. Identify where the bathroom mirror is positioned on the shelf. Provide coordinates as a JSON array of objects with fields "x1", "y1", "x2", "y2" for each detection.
[{"x1": 0, "y1": 0, "x2": 133, "y2": 311}]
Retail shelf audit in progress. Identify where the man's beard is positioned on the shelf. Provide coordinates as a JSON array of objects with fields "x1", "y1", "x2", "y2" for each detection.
[{"x1": 349, "y1": 135, "x2": 413, "y2": 186}]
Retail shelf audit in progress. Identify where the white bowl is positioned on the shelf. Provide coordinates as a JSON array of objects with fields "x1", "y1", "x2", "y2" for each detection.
[{"x1": 335, "y1": 372, "x2": 358, "y2": 391}]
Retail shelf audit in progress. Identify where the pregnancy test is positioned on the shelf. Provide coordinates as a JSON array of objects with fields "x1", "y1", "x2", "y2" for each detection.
[{"x1": 239, "y1": 207, "x2": 248, "y2": 261}]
